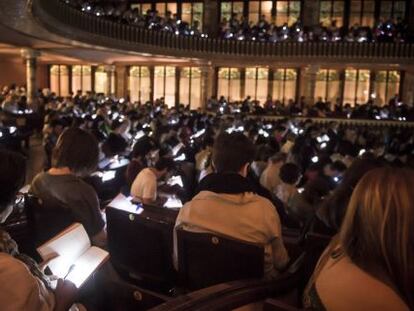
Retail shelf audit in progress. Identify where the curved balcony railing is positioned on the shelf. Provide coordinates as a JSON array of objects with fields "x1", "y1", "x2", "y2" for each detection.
[{"x1": 32, "y1": 0, "x2": 414, "y2": 62}]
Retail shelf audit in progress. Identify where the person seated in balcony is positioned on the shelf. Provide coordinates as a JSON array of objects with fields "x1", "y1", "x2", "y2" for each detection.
[
  {"x1": 31, "y1": 127, "x2": 106, "y2": 247},
  {"x1": 174, "y1": 132, "x2": 290, "y2": 278},
  {"x1": 0, "y1": 150, "x2": 78, "y2": 311},
  {"x1": 303, "y1": 168, "x2": 413, "y2": 311}
]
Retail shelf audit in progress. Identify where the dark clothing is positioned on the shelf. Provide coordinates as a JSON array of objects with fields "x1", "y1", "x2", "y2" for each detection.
[
  {"x1": 195, "y1": 172, "x2": 256, "y2": 195},
  {"x1": 30, "y1": 173, "x2": 105, "y2": 241},
  {"x1": 125, "y1": 158, "x2": 145, "y2": 186}
]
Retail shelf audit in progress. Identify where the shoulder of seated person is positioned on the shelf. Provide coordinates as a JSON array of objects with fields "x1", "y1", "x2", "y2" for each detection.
[
  {"x1": 316, "y1": 256, "x2": 409, "y2": 311},
  {"x1": 0, "y1": 253, "x2": 36, "y2": 281}
]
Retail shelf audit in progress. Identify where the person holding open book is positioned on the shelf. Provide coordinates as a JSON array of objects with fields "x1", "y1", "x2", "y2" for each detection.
[
  {"x1": 31, "y1": 127, "x2": 107, "y2": 247},
  {"x1": 0, "y1": 150, "x2": 78, "y2": 311}
]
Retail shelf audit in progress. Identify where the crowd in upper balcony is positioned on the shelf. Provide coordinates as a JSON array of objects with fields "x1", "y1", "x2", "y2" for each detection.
[
  {"x1": 63, "y1": 0, "x2": 207, "y2": 37},
  {"x1": 220, "y1": 15, "x2": 408, "y2": 43},
  {"x1": 62, "y1": 0, "x2": 410, "y2": 43}
]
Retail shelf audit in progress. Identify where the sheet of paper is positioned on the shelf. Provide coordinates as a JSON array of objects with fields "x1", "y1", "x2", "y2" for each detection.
[{"x1": 108, "y1": 193, "x2": 143, "y2": 214}]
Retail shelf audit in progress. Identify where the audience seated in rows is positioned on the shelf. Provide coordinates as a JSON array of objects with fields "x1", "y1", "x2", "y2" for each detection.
[{"x1": 1, "y1": 80, "x2": 414, "y2": 309}]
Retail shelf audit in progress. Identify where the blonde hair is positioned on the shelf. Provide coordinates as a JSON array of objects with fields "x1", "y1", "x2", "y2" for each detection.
[{"x1": 339, "y1": 167, "x2": 414, "y2": 309}]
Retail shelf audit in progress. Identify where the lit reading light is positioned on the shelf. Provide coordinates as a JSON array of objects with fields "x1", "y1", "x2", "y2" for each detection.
[
  {"x1": 112, "y1": 112, "x2": 119, "y2": 120},
  {"x1": 172, "y1": 143, "x2": 184, "y2": 156},
  {"x1": 102, "y1": 170, "x2": 116, "y2": 182},
  {"x1": 9, "y1": 127, "x2": 17, "y2": 134},
  {"x1": 0, "y1": 132, "x2": 3, "y2": 138},
  {"x1": 359, "y1": 149, "x2": 366, "y2": 156},
  {"x1": 119, "y1": 98, "x2": 125, "y2": 104},
  {"x1": 163, "y1": 196, "x2": 183, "y2": 209},
  {"x1": 320, "y1": 142, "x2": 327, "y2": 149},
  {"x1": 333, "y1": 176, "x2": 340, "y2": 183},
  {"x1": 174, "y1": 153, "x2": 186, "y2": 162},
  {"x1": 259, "y1": 129, "x2": 269, "y2": 138},
  {"x1": 167, "y1": 175, "x2": 184, "y2": 188},
  {"x1": 298, "y1": 187, "x2": 304, "y2": 193},
  {"x1": 135, "y1": 131, "x2": 145, "y2": 140},
  {"x1": 317, "y1": 135, "x2": 330, "y2": 143},
  {"x1": 92, "y1": 114, "x2": 97, "y2": 120},
  {"x1": 191, "y1": 129, "x2": 206, "y2": 139},
  {"x1": 311, "y1": 156, "x2": 319, "y2": 163}
]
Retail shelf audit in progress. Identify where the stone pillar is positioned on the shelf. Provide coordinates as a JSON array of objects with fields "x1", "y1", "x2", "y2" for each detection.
[
  {"x1": 203, "y1": 0, "x2": 219, "y2": 37},
  {"x1": 402, "y1": 71, "x2": 414, "y2": 105},
  {"x1": 105, "y1": 65, "x2": 116, "y2": 95},
  {"x1": 302, "y1": 0, "x2": 320, "y2": 28},
  {"x1": 200, "y1": 64, "x2": 214, "y2": 110},
  {"x1": 408, "y1": 0, "x2": 414, "y2": 34},
  {"x1": 21, "y1": 49, "x2": 40, "y2": 104},
  {"x1": 115, "y1": 65, "x2": 128, "y2": 99},
  {"x1": 305, "y1": 65, "x2": 319, "y2": 106}
]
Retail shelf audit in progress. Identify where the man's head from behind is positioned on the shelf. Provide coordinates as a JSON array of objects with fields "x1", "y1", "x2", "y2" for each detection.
[
  {"x1": 154, "y1": 157, "x2": 175, "y2": 179},
  {"x1": 212, "y1": 132, "x2": 256, "y2": 177}
]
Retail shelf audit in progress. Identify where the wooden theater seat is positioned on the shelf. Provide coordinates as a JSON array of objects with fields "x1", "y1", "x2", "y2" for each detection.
[
  {"x1": 176, "y1": 229, "x2": 264, "y2": 290},
  {"x1": 150, "y1": 252, "x2": 306, "y2": 311},
  {"x1": 106, "y1": 206, "x2": 176, "y2": 292}
]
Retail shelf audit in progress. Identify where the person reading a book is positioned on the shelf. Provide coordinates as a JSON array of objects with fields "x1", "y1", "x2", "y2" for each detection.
[
  {"x1": 0, "y1": 149, "x2": 78, "y2": 311},
  {"x1": 31, "y1": 127, "x2": 107, "y2": 247},
  {"x1": 130, "y1": 157, "x2": 175, "y2": 205}
]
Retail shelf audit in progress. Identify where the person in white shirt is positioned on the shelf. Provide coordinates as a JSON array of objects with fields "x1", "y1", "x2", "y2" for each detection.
[
  {"x1": 175, "y1": 132, "x2": 290, "y2": 279},
  {"x1": 260, "y1": 152, "x2": 287, "y2": 193},
  {"x1": 130, "y1": 157, "x2": 174, "y2": 204}
]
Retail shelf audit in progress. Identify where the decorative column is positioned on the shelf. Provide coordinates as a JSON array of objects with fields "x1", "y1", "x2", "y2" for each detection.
[
  {"x1": 200, "y1": 64, "x2": 214, "y2": 110},
  {"x1": 402, "y1": 71, "x2": 414, "y2": 105},
  {"x1": 408, "y1": 0, "x2": 414, "y2": 34},
  {"x1": 203, "y1": 0, "x2": 219, "y2": 37},
  {"x1": 305, "y1": 65, "x2": 319, "y2": 106},
  {"x1": 21, "y1": 49, "x2": 40, "y2": 104},
  {"x1": 115, "y1": 65, "x2": 128, "y2": 99},
  {"x1": 302, "y1": 0, "x2": 320, "y2": 28},
  {"x1": 105, "y1": 65, "x2": 116, "y2": 95}
]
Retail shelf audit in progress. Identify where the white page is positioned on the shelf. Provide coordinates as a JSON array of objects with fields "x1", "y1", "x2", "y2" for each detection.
[
  {"x1": 108, "y1": 193, "x2": 143, "y2": 214},
  {"x1": 65, "y1": 246, "x2": 109, "y2": 288},
  {"x1": 37, "y1": 223, "x2": 91, "y2": 281}
]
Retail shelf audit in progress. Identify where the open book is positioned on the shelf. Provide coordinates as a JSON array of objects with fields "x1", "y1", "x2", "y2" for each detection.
[{"x1": 37, "y1": 223, "x2": 109, "y2": 288}]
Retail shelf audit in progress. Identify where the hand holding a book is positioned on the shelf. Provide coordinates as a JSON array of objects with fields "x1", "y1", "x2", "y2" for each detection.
[{"x1": 54, "y1": 278, "x2": 78, "y2": 311}]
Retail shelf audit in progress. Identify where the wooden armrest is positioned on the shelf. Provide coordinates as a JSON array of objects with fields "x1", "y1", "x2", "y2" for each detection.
[
  {"x1": 263, "y1": 298, "x2": 304, "y2": 311},
  {"x1": 149, "y1": 272, "x2": 301, "y2": 311}
]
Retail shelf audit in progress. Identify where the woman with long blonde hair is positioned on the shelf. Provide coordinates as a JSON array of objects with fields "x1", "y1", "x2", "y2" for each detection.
[{"x1": 303, "y1": 167, "x2": 413, "y2": 311}]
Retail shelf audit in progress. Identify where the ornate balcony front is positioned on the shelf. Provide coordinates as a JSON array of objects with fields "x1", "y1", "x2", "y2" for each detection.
[{"x1": 32, "y1": 0, "x2": 414, "y2": 64}]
